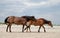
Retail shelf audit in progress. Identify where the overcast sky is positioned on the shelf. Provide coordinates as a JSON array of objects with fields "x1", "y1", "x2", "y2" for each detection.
[{"x1": 0, "y1": 0, "x2": 60, "y2": 25}]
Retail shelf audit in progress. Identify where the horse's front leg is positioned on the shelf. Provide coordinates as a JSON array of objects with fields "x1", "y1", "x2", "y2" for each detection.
[
  {"x1": 38, "y1": 25, "x2": 41, "y2": 32},
  {"x1": 28, "y1": 26, "x2": 31, "y2": 32},
  {"x1": 42, "y1": 26, "x2": 46, "y2": 32},
  {"x1": 22, "y1": 25, "x2": 24, "y2": 32}
]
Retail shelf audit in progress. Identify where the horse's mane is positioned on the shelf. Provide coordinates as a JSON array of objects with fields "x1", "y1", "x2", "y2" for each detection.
[
  {"x1": 21, "y1": 16, "x2": 34, "y2": 18},
  {"x1": 21, "y1": 16, "x2": 36, "y2": 21},
  {"x1": 39, "y1": 18, "x2": 49, "y2": 23}
]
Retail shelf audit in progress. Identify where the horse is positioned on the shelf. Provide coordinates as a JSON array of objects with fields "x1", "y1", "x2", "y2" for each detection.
[
  {"x1": 4, "y1": 16, "x2": 36, "y2": 32},
  {"x1": 24, "y1": 18, "x2": 53, "y2": 32}
]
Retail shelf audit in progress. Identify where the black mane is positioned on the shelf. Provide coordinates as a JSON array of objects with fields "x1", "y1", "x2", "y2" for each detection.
[{"x1": 21, "y1": 16, "x2": 36, "y2": 21}]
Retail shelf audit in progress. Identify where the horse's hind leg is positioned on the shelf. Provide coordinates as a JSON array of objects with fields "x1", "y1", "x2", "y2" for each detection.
[
  {"x1": 26, "y1": 27, "x2": 28, "y2": 32},
  {"x1": 26, "y1": 26, "x2": 31, "y2": 32},
  {"x1": 22, "y1": 25, "x2": 24, "y2": 32},
  {"x1": 6, "y1": 25, "x2": 9, "y2": 32},
  {"x1": 25, "y1": 26, "x2": 30, "y2": 32},
  {"x1": 24, "y1": 26, "x2": 30, "y2": 32},
  {"x1": 7, "y1": 23, "x2": 12, "y2": 32},
  {"x1": 9, "y1": 25, "x2": 11, "y2": 32},
  {"x1": 25, "y1": 22, "x2": 31, "y2": 32},
  {"x1": 42, "y1": 26, "x2": 46, "y2": 32},
  {"x1": 6, "y1": 23, "x2": 10, "y2": 32},
  {"x1": 38, "y1": 26, "x2": 41, "y2": 32}
]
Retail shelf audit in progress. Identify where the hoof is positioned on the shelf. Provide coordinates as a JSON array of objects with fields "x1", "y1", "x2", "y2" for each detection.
[
  {"x1": 44, "y1": 30, "x2": 46, "y2": 32},
  {"x1": 9, "y1": 31, "x2": 11, "y2": 32},
  {"x1": 38, "y1": 31, "x2": 40, "y2": 32},
  {"x1": 22, "y1": 29, "x2": 24, "y2": 32}
]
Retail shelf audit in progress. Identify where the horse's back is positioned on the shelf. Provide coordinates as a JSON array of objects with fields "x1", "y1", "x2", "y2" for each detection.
[
  {"x1": 14, "y1": 17, "x2": 26, "y2": 22},
  {"x1": 13, "y1": 17, "x2": 26, "y2": 25},
  {"x1": 5, "y1": 16, "x2": 26, "y2": 24},
  {"x1": 31, "y1": 18, "x2": 46, "y2": 25}
]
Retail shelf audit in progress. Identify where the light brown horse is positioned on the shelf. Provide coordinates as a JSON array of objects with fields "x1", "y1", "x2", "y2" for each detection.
[
  {"x1": 4, "y1": 16, "x2": 36, "y2": 32},
  {"x1": 25, "y1": 18, "x2": 53, "y2": 32}
]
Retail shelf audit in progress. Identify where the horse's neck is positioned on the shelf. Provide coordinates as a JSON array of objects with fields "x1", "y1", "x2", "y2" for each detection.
[
  {"x1": 45, "y1": 21, "x2": 49, "y2": 24},
  {"x1": 30, "y1": 20, "x2": 36, "y2": 24}
]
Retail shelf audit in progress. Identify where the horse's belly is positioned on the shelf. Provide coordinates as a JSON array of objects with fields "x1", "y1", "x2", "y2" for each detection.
[
  {"x1": 14, "y1": 22, "x2": 22, "y2": 25},
  {"x1": 34, "y1": 25, "x2": 40, "y2": 26}
]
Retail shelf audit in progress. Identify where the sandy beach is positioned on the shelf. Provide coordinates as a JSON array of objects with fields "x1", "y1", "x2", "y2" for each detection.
[{"x1": 0, "y1": 24, "x2": 60, "y2": 38}]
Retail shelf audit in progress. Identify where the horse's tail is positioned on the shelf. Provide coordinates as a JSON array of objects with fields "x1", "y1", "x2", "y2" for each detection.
[{"x1": 4, "y1": 17, "x2": 9, "y2": 24}]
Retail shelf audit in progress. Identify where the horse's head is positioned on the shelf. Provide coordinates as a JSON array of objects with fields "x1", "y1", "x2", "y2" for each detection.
[{"x1": 48, "y1": 21, "x2": 53, "y2": 27}]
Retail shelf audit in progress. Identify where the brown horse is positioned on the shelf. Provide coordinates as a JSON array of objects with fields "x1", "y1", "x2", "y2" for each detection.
[
  {"x1": 5, "y1": 16, "x2": 27, "y2": 32},
  {"x1": 25, "y1": 18, "x2": 53, "y2": 32},
  {"x1": 4, "y1": 16, "x2": 36, "y2": 32}
]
